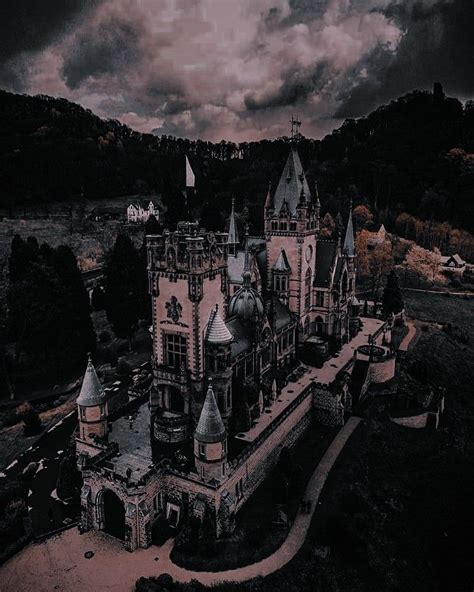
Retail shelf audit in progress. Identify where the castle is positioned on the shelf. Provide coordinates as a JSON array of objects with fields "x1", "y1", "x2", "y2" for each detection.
[{"x1": 76, "y1": 144, "x2": 363, "y2": 551}]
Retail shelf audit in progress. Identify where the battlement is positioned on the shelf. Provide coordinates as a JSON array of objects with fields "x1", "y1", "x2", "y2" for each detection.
[{"x1": 146, "y1": 223, "x2": 228, "y2": 275}]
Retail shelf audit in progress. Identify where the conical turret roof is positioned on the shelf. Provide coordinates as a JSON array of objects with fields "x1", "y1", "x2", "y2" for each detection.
[
  {"x1": 206, "y1": 306, "x2": 233, "y2": 345},
  {"x1": 195, "y1": 382, "x2": 226, "y2": 443},
  {"x1": 77, "y1": 356, "x2": 106, "y2": 407}
]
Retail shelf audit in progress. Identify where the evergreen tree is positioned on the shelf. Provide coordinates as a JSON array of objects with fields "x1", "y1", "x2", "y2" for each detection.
[
  {"x1": 144, "y1": 214, "x2": 162, "y2": 235},
  {"x1": 50, "y1": 246, "x2": 96, "y2": 371},
  {"x1": 8, "y1": 235, "x2": 39, "y2": 282},
  {"x1": 91, "y1": 286, "x2": 106, "y2": 311},
  {"x1": 104, "y1": 235, "x2": 142, "y2": 347},
  {"x1": 382, "y1": 270, "x2": 405, "y2": 317}
]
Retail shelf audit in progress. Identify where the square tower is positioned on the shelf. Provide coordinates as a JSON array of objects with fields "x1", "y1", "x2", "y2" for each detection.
[{"x1": 147, "y1": 222, "x2": 228, "y2": 442}]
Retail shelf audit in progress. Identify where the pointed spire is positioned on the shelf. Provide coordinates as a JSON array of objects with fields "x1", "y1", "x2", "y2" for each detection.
[
  {"x1": 206, "y1": 305, "x2": 233, "y2": 345},
  {"x1": 299, "y1": 185, "x2": 306, "y2": 205},
  {"x1": 77, "y1": 354, "x2": 106, "y2": 407},
  {"x1": 242, "y1": 224, "x2": 251, "y2": 287},
  {"x1": 264, "y1": 181, "x2": 272, "y2": 209},
  {"x1": 343, "y1": 199, "x2": 355, "y2": 257},
  {"x1": 195, "y1": 379, "x2": 226, "y2": 443},
  {"x1": 227, "y1": 197, "x2": 239, "y2": 247},
  {"x1": 314, "y1": 181, "x2": 321, "y2": 208}
]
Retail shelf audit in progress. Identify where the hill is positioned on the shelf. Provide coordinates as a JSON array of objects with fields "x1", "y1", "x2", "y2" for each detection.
[{"x1": 0, "y1": 86, "x2": 473, "y2": 232}]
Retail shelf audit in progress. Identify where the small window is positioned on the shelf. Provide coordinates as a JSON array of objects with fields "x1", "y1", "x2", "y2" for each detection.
[{"x1": 198, "y1": 442, "x2": 206, "y2": 458}]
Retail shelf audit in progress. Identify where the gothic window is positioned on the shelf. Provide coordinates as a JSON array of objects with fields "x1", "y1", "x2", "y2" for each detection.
[
  {"x1": 280, "y1": 222, "x2": 287, "y2": 230},
  {"x1": 271, "y1": 221, "x2": 278, "y2": 230},
  {"x1": 165, "y1": 333, "x2": 187, "y2": 369},
  {"x1": 304, "y1": 268, "x2": 311, "y2": 310},
  {"x1": 245, "y1": 356, "x2": 254, "y2": 377},
  {"x1": 315, "y1": 316, "x2": 324, "y2": 335},
  {"x1": 290, "y1": 222, "x2": 297, "y2": 231},
  {"x1": 342, "y1": 271, "x2": 348, "y2": 298},
  {"x1": 316, "y1": 291, "x2": 324, "y2": 307}
]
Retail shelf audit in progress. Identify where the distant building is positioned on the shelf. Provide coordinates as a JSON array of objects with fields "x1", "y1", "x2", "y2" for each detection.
[
  {"x1": 367, "y1": 224, "x2": 388, "y2": 249},
  {"x1": 88, "y1": 206, "x2": 124, "y2": 222},
  {"x1": 440, "y1": 253, "x2": 466, "y2": 274},
  {"x1": 127, "y1": 199, "x2": 161, "y2": 224}
]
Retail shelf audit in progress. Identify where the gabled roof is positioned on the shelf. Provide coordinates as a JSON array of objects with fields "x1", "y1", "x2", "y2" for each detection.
[
  {"x1": 273, "y1": 248, "x2": 291, "y2": 272},
  {"x1": 195, "y1": 383, "x2": 226, "y2": 443},
  {"x1": 206, "y1": 307, "x2": 233, "y2": 345},
  {"x1": 273, "y1": 147, "x2": 310, "y2": 215},
  {"x1": 343, "y1": 207, "x2": 355, "y2": 257},
  {"x1": 314, "y1": 241, "x2": 338, "y2": 288},
  {"x1": 77, "y1": 356, "x2": 106, "y2": 407}
]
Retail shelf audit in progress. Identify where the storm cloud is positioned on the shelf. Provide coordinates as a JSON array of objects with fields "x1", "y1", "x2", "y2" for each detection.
[{"x1": 0, "y1": 0, "x2": 472, "y2": 141}]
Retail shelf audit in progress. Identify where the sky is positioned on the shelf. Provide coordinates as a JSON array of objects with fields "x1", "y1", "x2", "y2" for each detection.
[{"x1": 1, "y1": 0, "x2": 473, "y2": 142}]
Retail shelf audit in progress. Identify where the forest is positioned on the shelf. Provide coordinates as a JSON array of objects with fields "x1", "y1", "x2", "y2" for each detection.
[{"x1": 0, "y1": 85, "x2": 473, "y2": 234}]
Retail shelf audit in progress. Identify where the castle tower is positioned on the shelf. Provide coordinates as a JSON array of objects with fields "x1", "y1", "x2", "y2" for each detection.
[
  {"x1": 147, "y1": 222, "x2": 228, "y2": 443},
  {"x1": 204, "y1": 306, "x2": 234, "y2": 424},
  {"x1": 227, "y1": 198, "x2": 239, "y2": 256},
  {"x1": 76, "y1": 355, "x2": 108, "y2": 458},
  {"x1": 264, "y1": 144, "x2": 319, "y2": 327},
  {"x1": 194, "y1": 381, "x2": 227, "y2": 482}
]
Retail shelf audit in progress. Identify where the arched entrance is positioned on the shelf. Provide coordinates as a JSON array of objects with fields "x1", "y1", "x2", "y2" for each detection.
[{"x1": 103, "y1": 489, "x2": 125, "y2": 540}]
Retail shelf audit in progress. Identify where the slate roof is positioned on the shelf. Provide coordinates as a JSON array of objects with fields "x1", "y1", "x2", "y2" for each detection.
[
  {"x1": 343, "y1": 208, "x2": 355, "y2": 257},
  {"x1": 256, "y1": 249, "x2": 267, "y2": 286},
  {"x1": 226, "y1": 317, "x2": 252, "y2": 358},
  {"x1": 273, "y1": 147, "x2": 311, "y2": 215},
  {"x1": 195, "y1": 383, "x2": 226, "y2": 443},
  {"x1": 206, "y1": 307, "x2": 233, "y2": 345},
  {"x1": 314, "y1": 241, "x2": 338, "y2": 288},
  {"x1": 273, "y1": 298, "x2": 292, "y2": 330},
  {"x1": 77, "y1": 357, "x2": 106, "y2": 407}
]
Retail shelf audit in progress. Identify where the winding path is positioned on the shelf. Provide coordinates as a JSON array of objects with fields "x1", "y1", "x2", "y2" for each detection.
[
  {"x1": 0, "y1": 418, "x2": 362, "y2": 592},
  {"x1": 398, "y1": 321, "x2": 417, "y2": 352}
]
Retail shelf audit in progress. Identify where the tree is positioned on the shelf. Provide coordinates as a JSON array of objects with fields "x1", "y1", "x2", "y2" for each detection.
[
  {"x1": 21, "y1": 403, "x2": 42, "y2": 436},
  {"x1": 49, "y1": 246, "x2": 96, "y2": 371},
  {"x1": 91, "y1": 286, "x2": 105, "y2": 311},
  {"x1": 320, "y1": 212, "x2": 336, "y2": 239},
  {"x1": 382, "y1": 270, "x2": 404, "y2": 317},
  {"x1": 353, "y1": 205, "x2": 373, "y2": 230},
  {"x1": 403, "y1": 245, "x2": 443, "y2": 285},
  {"x1": 8, "y1": 235, "x2": 39, "y2": 283},
  {"x1": 144, "y1": 214, "x2": 162, "y2": 235},
  {"x1": 368, "y1": 242, "x2": 394, "y2": 301},
  {"x1": 104, "y1": 235, "x2": 142, "y2": 347}
]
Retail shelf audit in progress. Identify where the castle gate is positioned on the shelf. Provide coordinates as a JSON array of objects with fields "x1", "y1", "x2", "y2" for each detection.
[{"x1": 102, "y1": 489, "x2": 125, "y2": 540}]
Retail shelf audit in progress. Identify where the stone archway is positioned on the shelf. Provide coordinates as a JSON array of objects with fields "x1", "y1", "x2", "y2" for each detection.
[{"x1": 103, "y1": 489, "x2": 125, "y2": 541}]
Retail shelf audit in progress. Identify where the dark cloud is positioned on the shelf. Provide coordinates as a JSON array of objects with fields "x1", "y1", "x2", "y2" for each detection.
[
  {"x1": 0, "y1": 0, "x2": 471, "y2": 140},
  {"x1": 62, "y1": 15, "x2": 144, "y2": 89},
  {"x1": 336, "y1": 0, "x2": 474, "y2": 118},
  {"x1": 0, "y1": 0, "x2": 102, "y2": 88}
]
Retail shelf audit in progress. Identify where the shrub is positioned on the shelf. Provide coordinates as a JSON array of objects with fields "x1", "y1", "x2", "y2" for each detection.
[
  {"x1": 99, "y1": 330, "x2": 111, "y2": 343},
  {"x1": 20, "y1": 404, "x2": 42, "y2": 436},
  {"x1": 116, "y1": 358, "x2": 131, "y2": 376},
  {"x1": 0, "y1": 409, "x2": 19, "y2": 428}
]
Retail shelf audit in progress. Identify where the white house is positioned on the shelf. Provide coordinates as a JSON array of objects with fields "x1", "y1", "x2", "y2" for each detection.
[{"x1": 127, "y1": 199, "x2": 160, "y2": 224}]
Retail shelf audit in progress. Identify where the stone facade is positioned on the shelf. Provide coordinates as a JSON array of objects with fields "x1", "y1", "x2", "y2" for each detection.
[{"x1": 77, "y1": 144, "x2": 362, "y2": 551}]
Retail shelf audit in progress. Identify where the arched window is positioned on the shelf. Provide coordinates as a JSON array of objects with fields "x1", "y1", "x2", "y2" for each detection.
[
  {"x1": 315, "y1": 316, "x2": 324, "y2": 335},
  {"x1": 304, "y1": 268, "x2": 311, "y2": 310}
]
